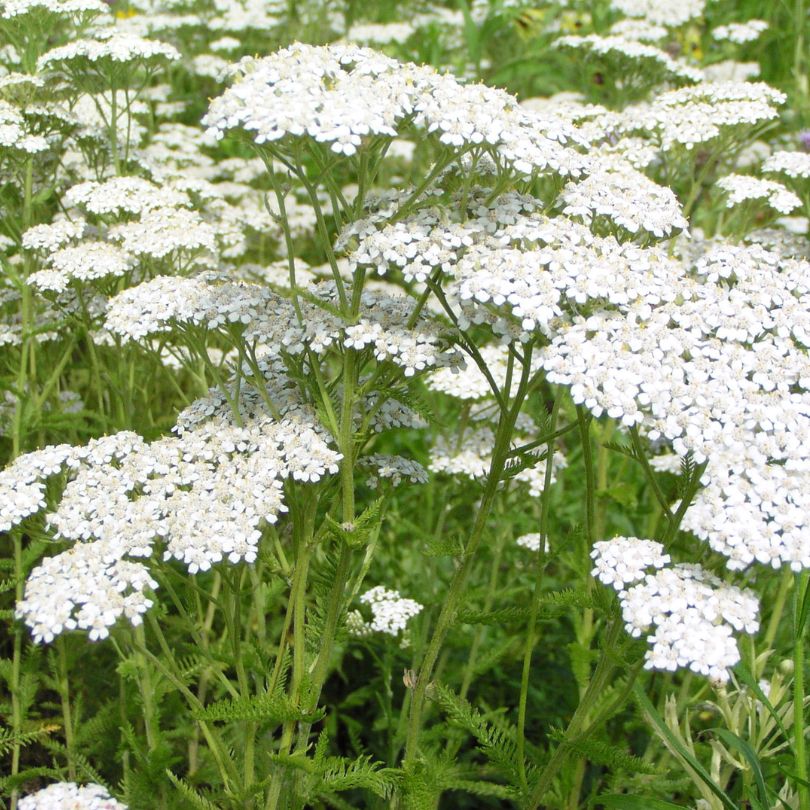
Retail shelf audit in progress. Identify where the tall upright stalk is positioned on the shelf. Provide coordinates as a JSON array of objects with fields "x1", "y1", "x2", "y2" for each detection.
[
  {"x1": 515, "y1": 394, "x2": 560, "y2": 789},
  {"x1": 402, "y1": 346, "x2": 535, "y2": 768},
  {"x1": 793, "y1": 572, "x2": 809, "y2": 810}
]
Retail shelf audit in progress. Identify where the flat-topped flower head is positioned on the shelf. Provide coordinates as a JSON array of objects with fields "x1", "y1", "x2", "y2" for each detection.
[
  {"x1": 19, "y1": 782, "x2": 126, "y2": 810},
  {"x1": 763, "y1": 150, "x2": 810, "y2": 180},
  {"x1": 712, "y1": 20, "x2": 768, "y2": 44},
  {"x1": 203, "y1": 43, "x2": 588, "y2": 177},
  {"x1": 608, "y1": 19, "x2": 667, "y2": 42},
  {"x1": 11, "y1": 387, "x2": 342, "y2": 643},
  {"x1": 0, "y1": 100, "x2": 48, "y2": 154},
  {"x1": 554, "y1": 35, "x2": 703, "y2": 89},
  {"x1": 717, "y1": 174, "x2": 802, "y2": 215},
  {"x1": 427, "y1": 345, "x2": 537, "y2": 401},
  {"x1": 620, "y1": 82, "x2": 785, "y2": 152},
  {"x1": 0, "y1": 0, "x2": 108, "y2": 20},
  {"x1": 38, "y1": 30, "x2": 180, "y2": 71},
  {"x1": 591, "y1": 536, "x2": 670, "y2": 588},
  {"x1": 358, "y1": 586, "x2": 423, "y2": 635},
  {"x1": 610, "y1": 0, "x2": 705, "y2": 27},
  {"x1": 28, "y1": 241, "x2": 135, "y2": 293},
  {"x1": 22, "y1": 218, "x2": 86, "y2": 252},
  {"x1": 593, "y1": 538, "x2": 759, "y2": 682},
  {"x1": 106, "y1": 275, "x2": 458, "y2": 378},
  {"x1": 64, "y1": 176, "x2": 190, "y2": 216},
  {"x1": 516, "y1": 533, "x2": 549, "y2": 553},
  {"x1": 362, "y1": 454, "x2": 428, "y2": 488},
  {"x1": 559, "y1": 161, "x2": 688, "y2": 238},
  {"x1": 345, "y1": 21, "x2": 415, "y2": 46}
]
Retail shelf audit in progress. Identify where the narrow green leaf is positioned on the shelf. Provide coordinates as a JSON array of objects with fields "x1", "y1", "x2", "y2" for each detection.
[
  {"x1": 709, "y1": 728, "x2": 769, "y2": 810},
  {"x1": 735, "y1": 663, "x2": 789, "y2": 741},
  {"x1": 457, "y1": 0, "x2": 480, "y2": 64},
  {"x1": 633, "y1": 684, "x2": 736, "y2": 810}
]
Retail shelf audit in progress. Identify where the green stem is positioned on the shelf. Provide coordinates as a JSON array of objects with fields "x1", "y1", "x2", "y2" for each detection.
[
  {"x1": 793, "y1": 572, "x2": 809, "y2": 810},
  {"x1": 402, "y1": 345, "x2": 534, "y2": 767},
  {"x1": 226, "y1": 569, "x2": 256, "y2": 801},
  {"x1": 629, "y1": 426, "x2": 675, "y2": 534},
  {"x1": 662, "y1": 460, "x2": 708, "y2": 545},
  {"x1": 527, "y1": 620, "x2": 621, "y2": 809},
  {"x1": 133, "y1": 624, "x2": 160, "y2": 751},
  {"x1": 516, "y1": 394, "x2": 561, "y2": 789},
  {"x1": 9, "y1": 534, "x2": 23, "y2": 810},
  {"x1": 12, "y1": 158, "x2": 35, "y2": 458},
  {"x1": 56, "y1": 639, "x2": 77, "y2": 780},
  {"x1": 577, "y1": 407, "x2": 595, "y2": 544},
  {"x1": 565, "y1": 407, "x2": 600, "y2": 808},
  {"x1": 764, "y1": 569, "x2": 793, "y2": 651},
  {"x1": 458, "y1": 515, "x2": 509, "y2": 701},
  {"x1": 135, "y1": 623, "x2": 238, "y2": 791}
]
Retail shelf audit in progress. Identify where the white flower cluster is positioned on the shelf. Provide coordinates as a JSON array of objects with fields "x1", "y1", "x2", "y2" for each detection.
[
  {"x1": 10, "y1": 388, "x2": 341, "y2": 643},
  {"x1": 362, "y1": 454, "x2": 428, "y2": 488},
  {"x1": 22, "y1": 219, "x2": 86, "y2": 252},
  {"x1": 763, "y1": 150, "x2": 810, "y2": 179},
  {"x1": 555, "y1": 35, "x2": 703, "y2": 86},
  {"x1": 716, "y1": 174, "x2": 801, "y2": 215},
  {"x1": 0, "y1": 100, "x2": 48, "y2": 154},
  {"x1": 19, "y1": 782, "x2": 126, "y2": 810},
  {"x1": 28, "y1": 241, "x2": 135, "y2": 293},
  {"x1": 591, "y1": 537, "x2": 670, "y2": 588},
  {"x1": 23, "y1": 175, "x2": 233, "y2": 296},
  {"x1": 358, "y1": 586, "x2": 423, "y2": 635},
  {"x1": 430, "y1": 426, "x2": 495, "y2": 480},
  {"x1": 0, "y1": 444, "x2": 75, "y2": 532},
  {"x1": 608, "y1": 19, "x2": 667, "y2": 42},
  {"x1": 111, "y1": 206, "x2": 218, "y2": 260},
  {"x1": 682, "y1": 463, "x2": 810, "y2": 571},
  {"x1": 106, "y1": 276, "x2": 456, "y2": 378},
  {"x1": 345, "y1": 22, "x2": 415, "y2": 45},
  {"x1": 541, "y1": 240, "x2": 810, "y2": 573},
  {"x1": 610, "y1": 0, "x2": 705, "y2": 27},
  {"x1": 347, "y1": 188, "x2": 686, "y2": 350},
  {"x1": 203, "y1": 43, "x2": 589, "y2": 177},
  {"x1": 712, "y1": 20, "x2": 768, "y2": 44},
  {"x1": 559, "y1": 163, "x2": 689, "y2": 238},
  {"x1": 620, "y1": 82, "x2": 785, "y2": 152},
  {"x1": 648, "y1": 453, "x2": 683, "y2": 474},
  {"x1": 516, "y1": 533, "x2": 549, "y2": 553},
  {"x1": 364, "y1": 394, "x2": 428, "y2": 434},
  {"x1": 0, "y1": 0, "x2": 108, "y2": 19},
  {"x1": 38, "y1": 30, "x2": 180, "y2": 70},
  {"x1": 63, "y1": 176, "x2": 190, "y2": 216},
  {"x1": 592, "y1": 538, "x2": 759, "y2": 682}
]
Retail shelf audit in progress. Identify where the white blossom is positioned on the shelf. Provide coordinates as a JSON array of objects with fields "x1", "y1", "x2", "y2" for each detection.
[
  {"x1": 763, "y1": 150, "x2": 810, "y2": 179},
  {"x1": 713, "y1": 20, "x2": 768, "y2": 44},
  {"x1": 359, "y1": 586, "x2": 423, "y2": 635},
  {"x1": 19, "y1": 782, "x2": 126, "y2": 810}
]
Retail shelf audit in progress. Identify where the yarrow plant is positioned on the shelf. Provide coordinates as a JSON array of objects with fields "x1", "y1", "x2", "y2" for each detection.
[{"x1": 0, "y1": 1, "x2": 809, "y2": 809}]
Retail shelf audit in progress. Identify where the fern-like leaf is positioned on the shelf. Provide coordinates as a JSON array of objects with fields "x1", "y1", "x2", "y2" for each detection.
[
  {"x1": 431, "y1": 684, "x2": 526, "y2": 789},
  {"x1": 193, "y1": 691, "x2": 323, "y2": 724},
  {"x1": 317, "y1": 755, "x2": 397, "y2": 799},
  {"x1": 0, "y1": 724, "x2": 55, "y2": 756},
  {"x1": 166, "y1": 771, "x2": 220, "y2": 810}
]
